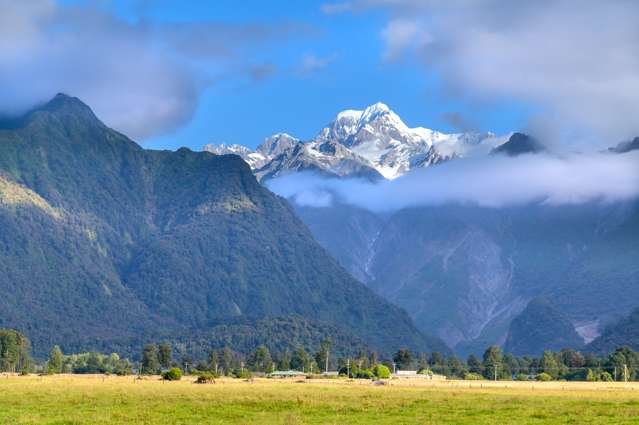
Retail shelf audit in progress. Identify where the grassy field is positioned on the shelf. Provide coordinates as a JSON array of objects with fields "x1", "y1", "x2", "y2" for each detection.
[{"x1": 2, "y1": 375, "x2": 639, "y2": 424}]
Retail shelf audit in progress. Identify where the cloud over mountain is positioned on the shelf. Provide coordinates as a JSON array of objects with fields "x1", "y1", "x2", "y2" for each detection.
[
  {"x1": 267, "y1": 151, "x2": 639, "y2": 211},
  {"x1": 325, "y1": 0, "x2": 639, "y2": 147}
]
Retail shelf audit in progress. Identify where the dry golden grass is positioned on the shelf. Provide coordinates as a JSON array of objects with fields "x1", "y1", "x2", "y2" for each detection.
[{"x1": 2, "y1": 374, "x2": 639, "y2": 424}]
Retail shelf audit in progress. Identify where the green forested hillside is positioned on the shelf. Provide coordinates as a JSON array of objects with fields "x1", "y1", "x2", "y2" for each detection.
[
  {"x1": 588, "y1": 308, "x2": 639, "y2": 354},
  {"x1": 504, "y1": 297, "x2": 584, "y2": 356},
  {"x1": 0, "y1": 94, "x2": 446, "y2": 358}
]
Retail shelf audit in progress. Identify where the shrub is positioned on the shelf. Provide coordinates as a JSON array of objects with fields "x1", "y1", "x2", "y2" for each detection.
[
  {"x1": 599, "y1": 371, "x2": 613, "y2": 382},
  {"x1": 536, "y1": 372, "x2": 552, "y2": 381},
  {"x1": 372, "y1": 364, "x2": 391, "y2": 379},
  {"x1": 515, "y1": 373, "x2": 530, "y2": 381},
  {"x1": 464, "y1": 372, "x2": 484, "y2": 380},
  {"x1": 161, "y1": 368, "x2": 182, "y2": 381},
  {"x1": 233, "y1": 369, "x2": 253, "y2": 379},
  {"x1": 195, "y1": 372, "x2": 216, "y2": 384},
  {"x1": 353, "y1": 369, "x2": 374, "y2": 379},
  {"x1": 418, "y1": 368, "x2": 434, "y2": 375}
]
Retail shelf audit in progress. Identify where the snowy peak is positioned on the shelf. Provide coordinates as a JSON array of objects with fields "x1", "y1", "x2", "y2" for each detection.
[
  {"x1": 203, "y1": 143, "x2": 268, "y2": 169},
  {"x1": 360, "y1": 102, "x2": 393, "y2": 123},
  {"x1": 256, "y1": 133, "x2": 300, "y2": 157},
  {"x1": 203, "y1": 143, "x2": 251, "y2": 156},
  {"x1": 203, "y1": 102, "x2": 511, "y2": 181}
]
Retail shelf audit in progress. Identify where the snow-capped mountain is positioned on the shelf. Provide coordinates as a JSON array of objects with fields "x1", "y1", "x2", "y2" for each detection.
[{"x1": 204, "y1": 102, "x2": 510, "y2": 180}]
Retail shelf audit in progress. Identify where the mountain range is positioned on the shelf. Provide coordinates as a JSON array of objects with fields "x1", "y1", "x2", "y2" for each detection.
[
  {"x1": 205, "y1": 103, "x2": 639, "y2": 356},
  {"x1": 0, "y1": 94, "x2": 448, "y2": 358},
  {"x1": 204, "y1": 102, "x2": 510, "y2": 181}
]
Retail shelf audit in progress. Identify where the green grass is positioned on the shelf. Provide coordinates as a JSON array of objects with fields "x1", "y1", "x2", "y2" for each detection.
[{"x1": 2, "y1": 375, "x2": 639, "y2": 424}]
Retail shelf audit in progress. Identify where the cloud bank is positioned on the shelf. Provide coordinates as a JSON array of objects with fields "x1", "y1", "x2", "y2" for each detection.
[
  {"x1": 267, "y1": 152, "x2": 639, "y2": 212},
  {"x1": 325, "y1": 0, "x2": 639, "y2": 147},
  {"x1": 0, "y1": 1, "x2": 304, "y2": 140}
]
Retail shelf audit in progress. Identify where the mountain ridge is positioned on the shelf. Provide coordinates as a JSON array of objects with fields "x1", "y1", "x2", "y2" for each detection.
[
  {"x1": 204, "y1": 102, "x2": 510, "y2": 181},
  {"x1": 0, "y1": 94, "x2": 448, "y2": 358}
]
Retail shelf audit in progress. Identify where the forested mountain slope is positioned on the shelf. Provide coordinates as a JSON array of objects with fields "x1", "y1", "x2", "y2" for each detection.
[{"x1": 0, "y1": 94, "x2": 447, "y2": 357}]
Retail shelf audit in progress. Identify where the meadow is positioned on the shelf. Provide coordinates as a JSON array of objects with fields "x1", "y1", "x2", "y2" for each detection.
[{"x1": 2, "y1": 375, "x2": 639, "y2": 424}]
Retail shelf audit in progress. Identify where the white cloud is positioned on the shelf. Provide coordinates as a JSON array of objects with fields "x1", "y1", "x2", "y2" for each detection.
[
  {"x1": 381, "y1": 18, "x2": 430, "y2": 61},
  {"x1": 297, "y1": 53, "x2": 338, "y2": 75},
  {"x1": 342, "y1": 0, "x2": 639, "y2": 147},
  {"x1": 0, "y1": 0, "x2": 307, "y2": 140},
  {"x1": 267, "y1": 151, "x2": 639, "y2": 211}
]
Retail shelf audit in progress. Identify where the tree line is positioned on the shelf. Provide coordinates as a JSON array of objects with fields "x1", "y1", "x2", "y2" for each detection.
[{"x1": 3, "y1": 327, "x2": 639, "y2": 382}]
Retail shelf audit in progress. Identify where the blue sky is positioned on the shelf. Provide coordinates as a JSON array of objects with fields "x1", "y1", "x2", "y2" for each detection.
[
  {"x1": 6, "y1": 1, "x2": 638, "y2": 150},
  {"x1": 93, "y1": 0, "x2": 529, "y2": 151}
]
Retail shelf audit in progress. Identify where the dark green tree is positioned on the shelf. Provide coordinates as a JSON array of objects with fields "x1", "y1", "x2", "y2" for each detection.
[
  {"x1": 158, "y1": 343, "x2": 172, "y2": 370},
  {"x1": 85, "y1": 352, "x2": 103, "y2": 373},
  {"x1": 0, "y1": 329, "x2": 31, "y2": 373},
  {"x1": 277, "y1": 349, "x2": 291, "y2": 371},
  {"x1": 247, "y1": 346, "x2": 273, "y2": 372},
  {"x1": 482, "y1": 346, "x2": 503, "y2": 380},
  {"x1": 429, "y1": 352, "x2": 444, "y2": 367},
  {"x1": 220, "y1": 347, "x2": 233, "y2": 375},
  {"x1": 467, "y1": 354, "x2": 482, "y2": 374},
  {"x1": 290, "y1": 347, "x2": 313, "y2": 372},
  {"x1": 445, "y1": 356, "x2": 467, "y2": 378},
  {"x1": 393, "y1": 348, "x2": 413, "y2": 370},
  {"x1": 141, "y1": 344, "x2": 159, "y2": 375}
]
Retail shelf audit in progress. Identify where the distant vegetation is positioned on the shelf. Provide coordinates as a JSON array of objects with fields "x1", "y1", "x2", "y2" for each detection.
[
  {"x1": 504, "y1": 297, "x2": 584, "y2": 356},
  {"x1": 0, "y1": 329, "x2": 31, "y2": 373},
  {"x1": 588, "y1": 307, "x2": 639, "y2": 354},
  {"x1": 5, "y1": 328, "x2": 639, "y2": 383}
]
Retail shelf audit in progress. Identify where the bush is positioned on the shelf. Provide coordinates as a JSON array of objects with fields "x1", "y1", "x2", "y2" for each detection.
[
  {"x1": 372, "y1": 364, "x2": 391, "y2": 379},
  {"x1": 464, "y1": 372, "x2": 484, "y2": 380},
  {"x1": 599, "y1": 371, "x2": 614, "y2": 382},
  {"x1": 418, "y1": 368, "x2": 434, "y2": 375},
  {"x1": 353, "y1": 368, "x2": 374, "y2": 379},
  {"x1": 233, "y1": 369, "x2": 253, "y2": 379},
  {"x1": 536, "y1": 372, "x2": 552, "y2": 381},
  {"x1": 161, "y1": 368, "x2": 182, "y2": 381},
  {"x1": 195, "y1": 372, "x2": 216, "y2": 384},
  {"x1": 515, "y1": 373, "x2": 530, "y2": 381}
]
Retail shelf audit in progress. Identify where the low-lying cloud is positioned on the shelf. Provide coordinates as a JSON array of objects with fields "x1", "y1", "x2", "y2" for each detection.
[{"x1": 267, "y1": 152, "x2": 639, "y2": 212}]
